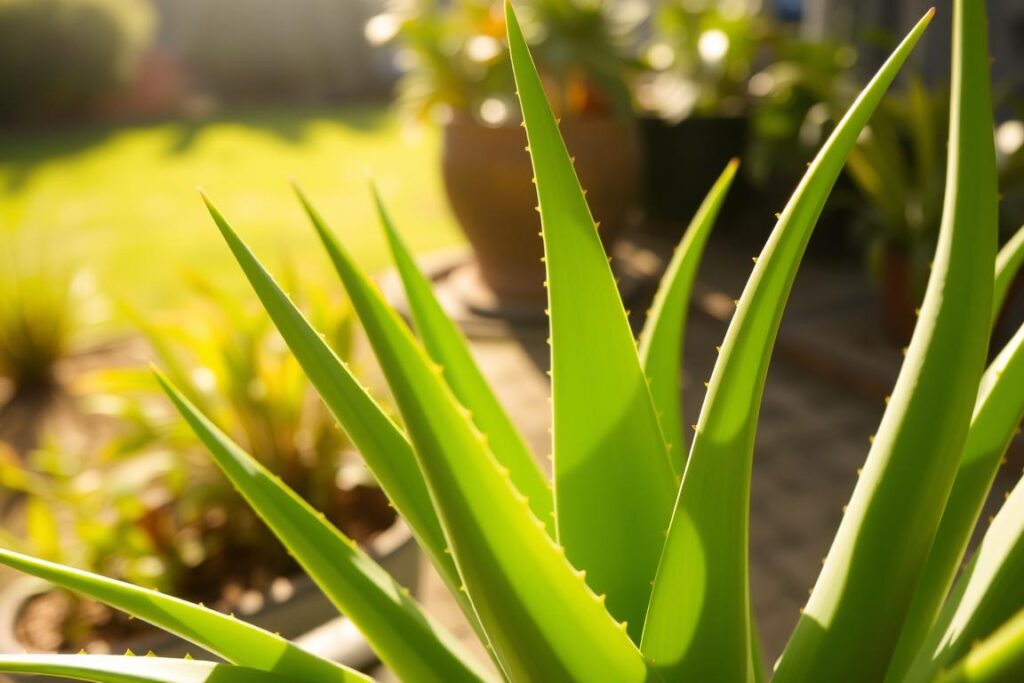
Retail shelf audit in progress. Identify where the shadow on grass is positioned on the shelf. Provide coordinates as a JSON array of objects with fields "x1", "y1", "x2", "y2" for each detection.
[
  {"x1": 163, "y1": 103, "x2": 389, "y2": 156},
  {"x1": 0, "y1": 101, "x2": 391, "y2": 193}
]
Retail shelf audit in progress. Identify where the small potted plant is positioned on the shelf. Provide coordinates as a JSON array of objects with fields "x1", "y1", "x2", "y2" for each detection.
[
  {"x1": 0, "y1": 276, "x2": 417, "y2": 665},
  {"x1": 841, "y1": 78, "x2": 1024, "y2": 342},
  {"x1": 368, "y1": 0, "x2": 643, "y2": 304},
  {"x1": 842, "y1": 76, "x2": 946, "y2": 342}
]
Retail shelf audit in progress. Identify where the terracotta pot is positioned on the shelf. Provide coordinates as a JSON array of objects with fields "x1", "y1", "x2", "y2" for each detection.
[
  {"x1": 441, "y1": 116, "x2": 643, "y2": 303},
  {"x1": 881, "y1": 246, "x2": 917, "y2": 344},
  {"x1": 0, "y1": 520, "x2": 419, "y2": 675}
]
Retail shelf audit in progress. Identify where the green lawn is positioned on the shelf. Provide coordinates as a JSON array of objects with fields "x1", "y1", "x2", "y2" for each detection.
[{"x1": 0, "y1": 104, "x2": 461, "y2": 322}]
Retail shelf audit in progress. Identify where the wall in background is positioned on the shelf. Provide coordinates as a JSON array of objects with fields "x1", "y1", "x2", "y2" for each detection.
[{"x1": 803, "y1": 0, "x2": 1022, "y2": 100}]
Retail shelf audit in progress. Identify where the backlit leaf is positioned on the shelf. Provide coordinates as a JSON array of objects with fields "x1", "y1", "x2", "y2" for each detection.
[{"x1": 775, "y1": 3, "x2": 996, "y2": 679}]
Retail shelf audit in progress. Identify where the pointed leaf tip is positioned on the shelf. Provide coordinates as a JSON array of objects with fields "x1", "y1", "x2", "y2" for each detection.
[
  {"x1": 305, "y1": 177, "x2": 648, "y2": 681},
  {"x1": 645, "y1": 7, "x2": 935, "y2": 679},
  {"x1": 507, "y1": 0, "x2": 676, "y2": 636},
  {"x1": 371, "y1": 184, "x2": 552, "y2": 526},
  {"x1": 776, "y1": 0, "x2": 991, "y2": 679},
  {"x1": 157, "y1": 372, "x2": 492, "y2": 683}
]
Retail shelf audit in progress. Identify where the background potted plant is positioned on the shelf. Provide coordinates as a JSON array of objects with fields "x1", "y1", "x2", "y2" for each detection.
[
  {"x1": 635, "y1": 0, "x2": 767, "y2": 234},
  {"x1": 0, "y1": 275, "x2": 417, "y2": 666},
  {"x1": 368, "y1": 0, "x2": 643, "y2": 305},
  {"x1": 837, "y1": 77, "x2": 1024, "y2": 342},
  {"x1": 842, "y1": 75, "x2": 946, "y2": 343}
]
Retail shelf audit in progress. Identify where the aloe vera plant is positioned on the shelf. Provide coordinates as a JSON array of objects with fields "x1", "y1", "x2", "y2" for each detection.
[{"x1": 2, "y1": 1, "x2": 1023, "y2": 681}]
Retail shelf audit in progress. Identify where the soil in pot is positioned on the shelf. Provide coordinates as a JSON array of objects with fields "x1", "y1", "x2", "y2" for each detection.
[
  {"x1": 441, "y1": 115, "x2": 644, "y2": 305},
  {"x1": 10, "y1": 484, "x2": 396, "y2": 655}
]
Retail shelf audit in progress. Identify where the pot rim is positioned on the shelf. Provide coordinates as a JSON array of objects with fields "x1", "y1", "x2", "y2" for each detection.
[{"x1": 0, "y1": 518, "x2": 414, "y2": 656}]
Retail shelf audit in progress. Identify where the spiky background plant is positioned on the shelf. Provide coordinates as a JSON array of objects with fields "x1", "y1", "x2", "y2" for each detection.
[
  {"x1": 0, "y1": 276, "x2": 379, "y2": 652},
  {"x1": 0, "y1": 230, "x2": 99, "y2": 396},
  {"x1": 1, "y1": 1, "x2": 1023, "y2": 681}
]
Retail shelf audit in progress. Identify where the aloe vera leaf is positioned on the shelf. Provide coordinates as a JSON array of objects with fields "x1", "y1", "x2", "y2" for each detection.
[
  {"x1": 750, "y1": 614, "x2": 765, "y2": 683},
  {"x1": 0, "y1": 655, "x2": 294, "y2": 683},
  {"x1": 638, "y1": 159, "x2": 739, "y2": 473},
  {"x1": 904, "y1": 474, "x2": 1024, "y2": 682},
  {"x1": 936, "y1": 608, "x2": 1024, "y2": 683},
  {"x1": 885, "y1": 322, "x2": 1024, "y2": 682},
  {"x1": 156, "y1": 372, "x2": 496, "y2": 683},
  {"x1": 0, "y1": 549, "x2": 366, "y2": 683},
  {"x1": 296, "y1": 187, "x2": 653, "y2": 682},
  {"x1": 774, "y1": 2, "x2": 997, "y2": 680},
  {"x1": 506, "y1": 0, "x2": 676, "y2": 639},
  {"x1": 993, "y1": 225, "x2": 1024, "y2": 325},
  {"x1": 639, "y1": 10, "x2": 934, "y2": 682},
  {"x1": 371, "y1": 183, "x2": 553, "y2": 526},
  {"x1": 199, "y1": 195, "x2": 469, "y2": 618}
]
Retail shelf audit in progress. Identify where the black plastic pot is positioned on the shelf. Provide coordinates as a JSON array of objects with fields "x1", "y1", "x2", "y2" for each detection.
[{"x1": 640, "y1": 114, "x2": 750, "y2": 237}]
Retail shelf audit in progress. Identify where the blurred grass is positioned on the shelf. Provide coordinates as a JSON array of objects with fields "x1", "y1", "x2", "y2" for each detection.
[{"x1": 0, "y1": 104, "x2": 460, "y2": 327}]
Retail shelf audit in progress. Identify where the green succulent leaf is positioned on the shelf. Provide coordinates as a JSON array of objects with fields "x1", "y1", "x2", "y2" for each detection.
[
  {"x1": 0, "y1": 549, "x2": 365, "y2": 683},
  {"x1": 904, "y1": 474, "x2": 1024, "y2": 682},
  {"x1": 199, "y1": 194, "x2": 467, "y2": 616},
  {"x1": 0, "y1": 655, "x2": 294, "y2": 683},
  {"x1": 641, "y1": 10, "x2": 934, "y2": 682},
  {"x1": 371, "y1": 182, "x2": 553, "y2": 526},
  {"x1": 155, "y1": 371, "x2": 495, "y2": 683},
  {"x1": 296, "y1": 186, "x2": 653, "y2": 682},
  {"x1": 993, "y1": 225, "x2": 1024, "y2": 324},
  {"x1": 775, "y1": 2, "x2": 997, "y2": 680},
  {"x1": 506, "y1": 0, "x2": 675, "y2": 638},
  {"x1": 639, "y1": 158, "x2": 739, "y2": 473},
  {"x1": 886, "y1": 322, "x2": 1024, "y2": 681},
  {"x1": 936, "y1": 608, "x2": 1024, "y2": 683}
]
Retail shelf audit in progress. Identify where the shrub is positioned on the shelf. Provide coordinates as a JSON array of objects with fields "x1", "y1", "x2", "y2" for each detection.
[
  {"x1": 1, "y1": 1, "x2": 1022, "y2": 682},
  {"x1": 177, "y1": 0, "x2": 381, "y2": 101},
  {"x1": 0, "y1": 230, "x2": 104, "y2": 394},
  {"x1": 0, "y1": 0, "x2": 154, "y2": 121}
]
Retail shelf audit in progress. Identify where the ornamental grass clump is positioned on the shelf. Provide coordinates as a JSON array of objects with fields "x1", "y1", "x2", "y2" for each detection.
[{"x1": 2, "y1": 1, "x2": 1024, "y2": 681}]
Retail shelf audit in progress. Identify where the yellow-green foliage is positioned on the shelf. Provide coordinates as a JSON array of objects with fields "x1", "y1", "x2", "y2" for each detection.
[
  {"x1": 1, "y1": 2, "x2": 1023, "y2": 682},
  {"x1": 0, "y1": 230, "x2": 97, "y2": 390}
]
